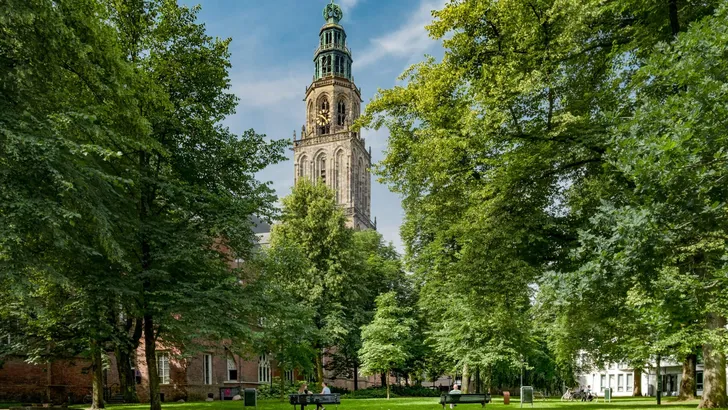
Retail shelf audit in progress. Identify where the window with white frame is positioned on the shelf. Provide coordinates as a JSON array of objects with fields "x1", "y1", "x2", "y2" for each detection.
[
  {"x1": 600, "y1": 374, "x2": 606, "y2": 392},
  {"x1": 203, "y1": 354, "x2": 213, "y2": 385},
  {"x1": 258, "y1": 354, "x2": 271, "y2": 383},
  {"x1": 157, "y1": 352, "x2": 170, "y2": 385},
  {"x1": 697, "y1": 371, "x2": 704, "y2": 390},
  {"x1": 285, "y1": 369, "x2": 294, "y2": 383},
  {"x1": 227, "y1": 355, "x2": 238, "y2": 381},
  {"x1": 626, "y1": 373, "x2": 633, "y2": 391},
  {"x1": 618, "y1": 374, "x2": 624, "y2": 392}
]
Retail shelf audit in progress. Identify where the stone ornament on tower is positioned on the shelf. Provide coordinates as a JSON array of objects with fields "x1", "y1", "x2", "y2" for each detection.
[{"x1": 323, "y1": 0, "x2": 343, "y2": 24}]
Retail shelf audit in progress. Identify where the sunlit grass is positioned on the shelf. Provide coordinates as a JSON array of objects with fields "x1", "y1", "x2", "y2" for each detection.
[{"x1": 60, "y1": 396, "x2": 706, "y2": 410}]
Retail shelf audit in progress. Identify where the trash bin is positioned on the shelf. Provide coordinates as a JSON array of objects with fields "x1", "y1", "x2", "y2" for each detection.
[
  {"x1": 604, "y1": 388, "x2": 612, "y2": 403},
  {"x1": 244, "y1": 388, "x2": 257, "y2": 407},
  {"x1": 503, "y1": 391, "x2": 510, "y2": 405}
]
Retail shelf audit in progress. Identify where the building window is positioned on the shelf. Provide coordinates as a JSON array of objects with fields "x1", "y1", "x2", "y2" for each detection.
[
  {"x1": 626, "y1": 373, "x2": 633, "y2": 392},
  {"x1": 203, "y1": 354, "x2": 213, "y2": 385},
  {"x1": 318, "y1": 99, "x2": 330, "y2": 135},
  {"x1": 697, "y1": 371, "x2": 703, "y2": 390},
  {"x1": 600, "y1": 374, "x2": 606, "y2": 392},
  {"x1": 337, "y1": 100, "x2": 346, "y2": 126},
  {"x1": 285, "y1": 369, "x2": 295, "y2": 383},
  {"x1": 258, "y1": 354, "x2": 271, "y2": 383},
  {"x1": 157, "y1": 352, "x2": 170, "y2": 385},
  {"x1": 298, "y1": 156, "x2": 307, "y2": 179},
  {"x1": 319, "y1": 156, "x2": 326, "y2": 183},
  {"x1": 618, "y1": 374, "x2": 624, "y2": 392},
  {"x1": 227, "y1": 356, "x2": 238, "y2": 381}
]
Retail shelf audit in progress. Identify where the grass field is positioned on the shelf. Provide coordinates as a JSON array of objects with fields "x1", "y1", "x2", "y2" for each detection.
[{"x1": 44, "y1": 396, "x2": 706, "y2": 410}]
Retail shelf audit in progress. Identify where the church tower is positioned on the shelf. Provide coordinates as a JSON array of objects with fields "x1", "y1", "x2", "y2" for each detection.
[{"x1": 293, "y1": 0, "x2": 375, "y2": 230}]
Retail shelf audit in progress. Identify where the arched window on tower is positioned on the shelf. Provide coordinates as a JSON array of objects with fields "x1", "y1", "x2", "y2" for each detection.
[
  {"x1": 335, "y1": 150, "x2": 344, "y2": 203},
  {"x1": 307, "y1": 101, "x2": 314, "y2": 133},
  {"x1": 298, "y1": 155, "x2": 308, "y2": 180},
  {"x1": 334, "y1": 56, "x2": 340, "y2": 76},
  {"x1": 321, "y1": 56, "x2": 329, "y2": 75},
  {"x1": 318, "y1": 99, "x2": 330, "y2": 135},
  {"x1": 337, "y1": 100, "x2": 346, "y2": 126},
  {"x1": 357, "y1": 158, "x2": 364, "y2": 209},
  {"x1": 319, "y1": 155, "x2": 327, "y2": 184}
]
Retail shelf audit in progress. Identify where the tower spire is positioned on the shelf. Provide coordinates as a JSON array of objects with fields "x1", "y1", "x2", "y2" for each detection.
[{"x1": 315, "y1": 0, "x2": 352, "y2": 81}]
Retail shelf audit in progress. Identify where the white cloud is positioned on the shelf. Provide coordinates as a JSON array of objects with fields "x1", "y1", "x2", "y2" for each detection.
[
  {"x1": 355, "y1": 0, "x2": 445, "y2": 68},
  {"x1": 231, "y1": 70, "x2": 311, "y2": 109},
  {"x1": 338, "y1": 0, "x2": 359, "y2": 13}
]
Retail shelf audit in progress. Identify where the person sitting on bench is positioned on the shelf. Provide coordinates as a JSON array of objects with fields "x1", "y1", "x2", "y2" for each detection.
[
  {"x1": 318, "y1": 382, "x2": 331, "y2": 410},
  {"x1": 449, "y1": 384, "x2": 462, "y2": 409},
  {"x1": 299, "y1": 383, "x2": 312, "y2": 395}
]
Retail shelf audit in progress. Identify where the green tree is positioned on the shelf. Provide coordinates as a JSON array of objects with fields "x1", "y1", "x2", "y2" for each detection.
[
  {"x1": 1, "y1": 1, "x2": 149, "y2": 407},
  {"x1": 106, "y1": 2, "x2": 286, "y2": 409},
  {"x1": 359, "y1": 292, "x2": 414, "y2": 399},
  {"x1": 251, "y1": 243, "x2": 317, "y2": 398},
  {"x1": 556, "y1": 6, "x2": 728, "y2": 406},
  {"x1": 359, "y1": 0, "x2": 720, "y2": 399},
  {"x1": 269, "y1": 179, "x2": 354, "y2": 383},
  {"x1": 326, "y1": 229, "x2": 408, "y2": 389}
]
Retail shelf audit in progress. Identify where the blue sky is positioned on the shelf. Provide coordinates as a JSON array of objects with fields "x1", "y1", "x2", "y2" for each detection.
[{"x1": 181, "y1": 0, "x2": 447, "y2": 251}]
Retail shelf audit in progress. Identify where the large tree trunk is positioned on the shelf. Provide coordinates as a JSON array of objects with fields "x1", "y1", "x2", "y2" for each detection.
[
  {"x1": 699, "y1": 314, "x2": 727, "y2": 409},
  {"x1": 353, "y1": 362, "x2": 358, "y2": 391},
  {"x1": 91, "y1": 339, "x2": 105, "y2": 410},
  {"x1": 315, "y1": 352, "x2": 324, "y2": 385},
  {"x1": 475, "y1": 366, "x2": 481, "y2": 394},
  {"x1": 279, "y1": 364, "x2": 286, "y2": 400},
  {"x1": 144, "y1": 316, "x2": 161, "y2": 410},
  {"x1": 386, "y1": 370, "x2": 390, "y2": 400},
  {"x1": 116, "y1": 347, "x2": 138, "y2": 403},
  {"x1": 461, "y1": 363, "x2": 470, "y2": 394},
  {"x1": 633, "y1": 367, "x2": 642, "y2": 397},
  {"x1": 678, "y1": 353, "x2": 697, "y2": 400}
]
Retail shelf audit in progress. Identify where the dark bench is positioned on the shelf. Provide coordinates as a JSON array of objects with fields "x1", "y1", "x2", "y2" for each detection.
[
  {"x1": 288, "y1": 394, "x2": 340, "y2": 410},
  {"x1": 439, "y1": 393, "x2": 491, "y2": 409}
]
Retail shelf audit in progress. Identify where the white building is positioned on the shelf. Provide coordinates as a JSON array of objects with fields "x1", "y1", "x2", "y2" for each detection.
[{"x1": 576, "y1": 358, "x2": 709, "y2": 397}]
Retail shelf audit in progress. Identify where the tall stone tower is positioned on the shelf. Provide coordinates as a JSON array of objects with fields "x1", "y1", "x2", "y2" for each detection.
[{"x1": 293, "y1": 0, "x2": 375, "y2": 230}]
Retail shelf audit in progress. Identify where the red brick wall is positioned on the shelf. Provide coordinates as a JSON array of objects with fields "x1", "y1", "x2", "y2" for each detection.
[
  {"x1": 0, "y1": 347, "x2": 373, "y2": 403},
  {"x1": 0, "y1": 357, "x2": 98, "y2": 404}
]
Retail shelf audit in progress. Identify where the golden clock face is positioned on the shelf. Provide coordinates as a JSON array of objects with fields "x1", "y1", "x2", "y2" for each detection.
[{"x1": 316, "y1": 110, "x2": 330, "y2": 126}]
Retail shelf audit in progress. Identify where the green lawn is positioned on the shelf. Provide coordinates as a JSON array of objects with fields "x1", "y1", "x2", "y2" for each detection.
[{"x1": 58, "y1": 397, "x2": 709, "y2": 410}]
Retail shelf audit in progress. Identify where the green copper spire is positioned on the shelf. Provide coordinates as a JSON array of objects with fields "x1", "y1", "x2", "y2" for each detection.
[{"x1": 323, "y1": 0, "x2": 343, "y2": 24}]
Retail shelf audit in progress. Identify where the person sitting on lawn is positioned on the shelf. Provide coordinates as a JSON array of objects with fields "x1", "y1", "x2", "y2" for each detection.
[{"x1": 449, "y1": 384, "x2": 462, "y2": 409}]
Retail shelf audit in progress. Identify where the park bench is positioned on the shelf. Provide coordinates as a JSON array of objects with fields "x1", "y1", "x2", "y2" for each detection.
[
  {"x1": 288, "y1": 394, "x2": 340, "y2": 410},
  {"x1": 439, "y1": 393, "x2": 492, "y2": 409}
]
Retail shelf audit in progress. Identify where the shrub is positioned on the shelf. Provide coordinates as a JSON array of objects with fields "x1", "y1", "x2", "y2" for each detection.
[
  {"x1": 256, "y1": 377, "x2": 301, "y2": 399},
  {"x1": 343, "y1": 386, "x2": 441, "y2": 399}
]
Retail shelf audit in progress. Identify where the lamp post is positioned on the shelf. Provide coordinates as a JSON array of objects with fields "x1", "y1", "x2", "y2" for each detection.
[{"x1": 520, "y1": 354, "x2": 524, "y2": 389}]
